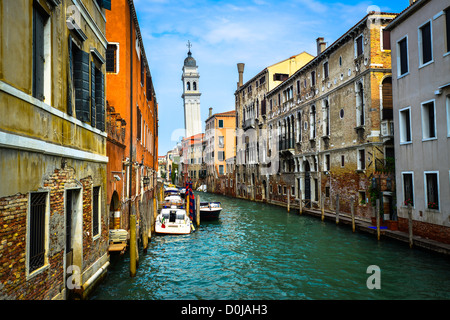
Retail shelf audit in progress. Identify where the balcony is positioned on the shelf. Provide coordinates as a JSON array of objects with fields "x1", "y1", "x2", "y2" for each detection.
[
  {"x1": 243, "y1": 118, "x2": 256, "y2": 131},
  {"x1": 381, "y1": 120, "x2": 394, "y2": 140}
]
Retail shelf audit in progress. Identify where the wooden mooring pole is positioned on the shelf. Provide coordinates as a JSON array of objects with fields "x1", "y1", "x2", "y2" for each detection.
[
  {"x1": 321, "y1": 193, "x2": 325, "y2": 221},
  {"x1": 335, "y1": 194, "x2": 339, "y2": 224},
  {"x1": 350, "y1": 198, "x2": 355, "y2": 232},
  {"x1": 287, "y1": 188, "x2": 290, "y2": 212},
  {"x1": 129, "y1": 214, "x2": 137, "y2": 277},
  {"x1": 196, "y1": 194, "x2": 200, "y2": 227},
  {"x1": 299, "y1": 192, "x2": 302, "y2": 215},
  {"x1": 376, "y1": 199, "x2": 380, "y2": 241}
]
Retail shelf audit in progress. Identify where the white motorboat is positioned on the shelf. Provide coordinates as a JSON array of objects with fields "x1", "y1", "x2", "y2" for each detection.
[
  {"x1": 162, "y1": 194, "x2": 184, "y2": 208},
  {"x1": 155, "y1": 206, "x2": 192, "y2": 234},
  {"x1": 199, "y1": 202, "x2": 222, "y2": 220}
]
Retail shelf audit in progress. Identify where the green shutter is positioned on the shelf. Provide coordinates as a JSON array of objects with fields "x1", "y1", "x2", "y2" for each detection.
[
  {"x1": 91, "y1": 61, "x2": 96, "y2": 127},
  {"x1": 67, "y1": 36, "x2": 73, "y2": 116},
  {"x1": 73, "y1": 48, "x2": 90, "y2": 122},
  {"x1": 95, "y1": 70, "x2": 105, "y2": 131}
]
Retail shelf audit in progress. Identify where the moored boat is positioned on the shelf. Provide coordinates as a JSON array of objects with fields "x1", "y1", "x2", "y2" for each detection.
[
  {"x1": 155, "y1": 206, "x2": 192, "y2": 234},
  {"x1": 199, "y1": 202, "x2": 222, "y2": 220},
  {"x1": 162, "y1": 194, "x2": 184, "y2": 208}
]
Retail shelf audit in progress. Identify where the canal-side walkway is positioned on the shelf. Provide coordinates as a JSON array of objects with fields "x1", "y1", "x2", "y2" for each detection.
[{"x1": 254, "y1": 198, "x2": 450, "y2": 256}]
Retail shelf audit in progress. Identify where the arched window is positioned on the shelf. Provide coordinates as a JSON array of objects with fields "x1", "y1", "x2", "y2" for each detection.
[
  {"x1": 193, "y1": 82, "x2": 197, "y2": 90},
  {"x1": 187, "y1": 82, "x2": 191, "y2": 90}
]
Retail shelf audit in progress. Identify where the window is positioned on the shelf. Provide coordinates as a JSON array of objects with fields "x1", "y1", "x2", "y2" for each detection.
[
  {"x1": 324, "y1": 154, "x2": 330, "y2": 171},
  {"x1": 357, "y1": 149, "x2": 365, "y2": 170},
  {"x1": 397, "y1": 36, "x2": 409, "y2": 76},
  {"x1": 141, "y1": 56, "x2": 145, "y2": 86},
  {"x1": 186, "y1": 82, "x2": 190, "y2": 90},
  {"x1": 218, "y1": 165, "x2": 224, "y2": 175},
  {"x1": 218, "y1": 151, "x2": 225, "y2": 161},
  {"x1": 323, "y1": 61, "x2": 329, "y2": 79},
  {"x1": 92, "y1": 186, "x2": 100, "y2": 237},
  {"x1": 106, "y1": 44, "x2": 118, "y2": 73},
  {"x1": 311, "y1": 71, "x2": 316, "y2": 86},
  {"x1": 424, "y1": 172, "x2": 439, "y2": 210},
  {"x1": 92, "y1": 62, "x2": 105, "y2": 131},
  {"x1": 296, "y1": 80, "x2": 301, "y2": 95},
  {"x1": 341, "y1": 155, "x2": 345, "y2": 167},
  {"x1": 193, "y1": 82, "x2": 197, "y2": 90},
  {"x1": 418, "y1": 21, "x2": 433, "y2": 66},
  {"x1": 310, "y1": 105, "x2": 316, "y2": 139},
  {"x1": 70, "y1": 42, "x2": 90, "y2": 122},
  {"x1": 446, "y1": 8, "x2": 450, "y2": 53},
  {"x1": 33, "y1": 4, "x2": 50, "y2": 102},
  {"x1": 421, "y1": 100, "x2": 436, "y2": 140},
  {"x1": 382, "y1": 28, "x2": 391, "y2": 50},
  {"x1": 402, "y1": 172, "x2": 414, "y2": 207},
  {"x1": 218, "y1": 119, "x2": 224, "y2": 128},
  {"x1": 356, "y1": 82, "x2": 365, "y2": 126},
  {"x1": 218, "y1": 136, "x2": 224, "y2": 148},
  {"x1": 136, "y1": 106, "x2": 142, "y2": 141},
  {"x1": 399, "y1": 107, "x2": 412, "y2": 143},
  {"x1": 323, "y1": 99, "x2": 330, "y2": 136},
  {"x1": 29, "y1": 192, "x2": 48, "y2": 273},
  {"x1": 355, "y1": 34, "x2": 364, "y2": 57},
  {"x1": 359, "y1": 191, "x2": 366, "y2": 205}
]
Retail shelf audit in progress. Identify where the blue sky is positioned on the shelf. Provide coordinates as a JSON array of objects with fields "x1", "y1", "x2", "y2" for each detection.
[{"x1": 133, "y1": 0, "x2": 410, "y2": 155}]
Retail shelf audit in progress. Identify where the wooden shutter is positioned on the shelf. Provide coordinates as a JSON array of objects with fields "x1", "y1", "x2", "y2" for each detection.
[
  {"x1": 73, "y1": 48, "x2": 90, "y2": 122},
  {"x1": 32, "y1": 5, "x2": 46, "y2": 101},
  {"x1": 382, "y1": 29, "x2": 391, "y2": 50},
  {"x1": 95, "y1": 70, "x2": 105, "y2": 131},
  {"x1": 91, "y1": 61, "x2": 96, "y2": 127},
  {"x1": 67, "y1": 36, "x2": 73, "y2": 116}
]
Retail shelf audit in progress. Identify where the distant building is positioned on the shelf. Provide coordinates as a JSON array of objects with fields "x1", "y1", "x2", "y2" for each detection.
[
  {"x1": 0, "y1": 0, "x2": 111, "y2": 299},
  {"x1": 205, "y1": 108, "x2": 237, "y2": 193},
  {"x1": 386, "y1": 0, "x2": 450, "y2": 243},
  {"x1": 266, "y1": 12, "x2": 398, "y2": 222},
  {"x1": 180, "y1": 133, "x2": 205, "y2": 188},
  {"x1": 235, "y1": 52, "x2": 315, "y2": 200}
]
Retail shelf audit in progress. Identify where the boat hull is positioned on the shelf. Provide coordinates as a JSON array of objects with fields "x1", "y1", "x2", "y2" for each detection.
[
  {"x1": 200, "y1": 208, "x2": 221, "y2": 220},
  {"x1": 155, "y1": 224, "x2": 191, "y2": 234}
]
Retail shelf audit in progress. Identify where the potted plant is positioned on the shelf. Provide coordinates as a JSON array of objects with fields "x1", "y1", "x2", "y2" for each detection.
[{"x1": 428, "y1": 202, "x2": 438, "y2": 210}]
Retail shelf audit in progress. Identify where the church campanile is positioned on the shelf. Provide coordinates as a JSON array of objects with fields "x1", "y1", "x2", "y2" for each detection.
[{"x1": 181, "y1": 41, "x2": 202, "y2": 138}]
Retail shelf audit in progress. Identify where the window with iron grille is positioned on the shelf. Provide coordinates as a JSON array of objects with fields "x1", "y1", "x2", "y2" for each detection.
[
  {"x1": 92, "y1": 187, "x2": 100, "y2": 236},
  {"x1": 29, "y1": 192, "x2": 47, "y2": 273},
  {"x1": 106, "y1": 44, "x2": 117, "y2": 73}
]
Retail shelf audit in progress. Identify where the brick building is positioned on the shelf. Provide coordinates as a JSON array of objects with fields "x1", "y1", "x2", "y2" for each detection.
[
  {"x1": 0, "y1": 0, "x2": 111, "y2": 299},
  {"x1": 265, "y1": 12, "x2": 398, "y2": 223},
  {"x1": 235, "y1": 52, "x2": 314, "y2": 201}
]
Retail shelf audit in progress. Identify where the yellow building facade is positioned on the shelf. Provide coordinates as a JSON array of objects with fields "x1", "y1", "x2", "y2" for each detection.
[
  {"x1": 0, "y1": 0, "x2": 110, "y2": 299},
  {"x1": 205, "y1": 109, "x2": 236, "y2": 192}
]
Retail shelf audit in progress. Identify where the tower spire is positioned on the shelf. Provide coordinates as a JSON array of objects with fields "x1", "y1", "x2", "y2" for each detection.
[{"x1": 187, "y1": 40, "x2": 192, "y2": 55}]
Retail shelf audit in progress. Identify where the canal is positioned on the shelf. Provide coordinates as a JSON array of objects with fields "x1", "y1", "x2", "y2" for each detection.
[{"x1": 92, "y1": 192, "x2": 450, "y2": 300}]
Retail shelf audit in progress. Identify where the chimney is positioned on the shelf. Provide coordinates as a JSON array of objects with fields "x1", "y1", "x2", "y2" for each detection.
[
  {"x1": 316, "y1": 37, "x2": 326, "y2": 55},
  {"x1": 409, "y1": 0, "x2": 417, "y2": 4},
  {"x1": 209, "y1": 107, "x2": 213, "y2": 118},
  {"x1": 237, "y1": 63, "x2": 245, "y2": 88}
]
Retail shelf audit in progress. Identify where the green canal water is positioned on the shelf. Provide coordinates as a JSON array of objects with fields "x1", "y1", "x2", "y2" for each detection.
[{"x1": 92, "y1": 192, "x2": 450, "y2": 300}]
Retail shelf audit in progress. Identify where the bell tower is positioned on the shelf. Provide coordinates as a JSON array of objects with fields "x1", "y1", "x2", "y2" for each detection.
[{"x1": 181, "y1": 41, "x2": 202, "y2": 138}]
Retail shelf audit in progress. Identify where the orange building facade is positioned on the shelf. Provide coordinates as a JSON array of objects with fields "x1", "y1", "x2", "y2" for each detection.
[{"x1": 105, "y1": 0, "x2": 158, "y2": 240}]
